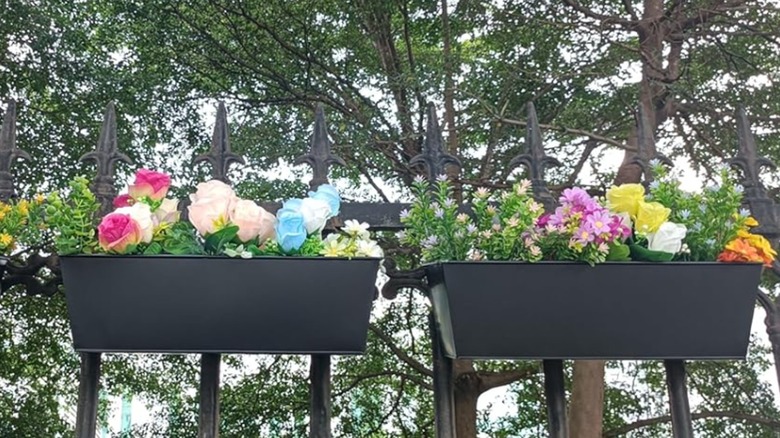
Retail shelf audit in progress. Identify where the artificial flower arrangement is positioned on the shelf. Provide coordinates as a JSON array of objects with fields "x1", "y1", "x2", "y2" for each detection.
[
  {"x1": 0, "y1": 195, "x2": 47, "y2": 256},
  {"x1": 47, "y1": 169, "x2": 382, "y2": 259},
  {"x1": 401, "y1": 161, "x2": 776, "y2": 267}
]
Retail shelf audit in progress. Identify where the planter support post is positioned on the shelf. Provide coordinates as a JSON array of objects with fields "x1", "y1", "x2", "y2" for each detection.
[
  {"x1": 75, "y1": 352, "x2": 101, "y2": 438},
  {"x1": 543, "y1": 360, "x2": 568, "y2": 438},
  {"x1": 430, "y1": 312, "x2": 456, "y2": 438},
  {"x1": 664, "y1": 360, "x2": 694, "y2": 438},
  {"x1": 198, "y1": 353, "x2": 221, "y2": 438},
  {"x1": 309, "y1": 354, "x2": 332, "y2": 438}
]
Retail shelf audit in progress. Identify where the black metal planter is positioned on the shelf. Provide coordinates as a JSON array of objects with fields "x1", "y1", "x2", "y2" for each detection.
[
  {"x1": 60, "y1": 255, "x2": 380, "y2": 354},
  {"x1": 426, "y1": 261, "x2": 763, "y2": 360}
]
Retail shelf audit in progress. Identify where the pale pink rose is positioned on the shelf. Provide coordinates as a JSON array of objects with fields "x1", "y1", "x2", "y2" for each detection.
[
  {"x1": 154, "y1": 198, "x2": 180, "y2": 225},
  {"x1": 98, "y1": 213, "x2": 142, "y2": 254},
  {"x1": 189, "y1": 180, "x2": 237, "y2": 203},
  {"x1": 188, "y1": 197, "x2": 233, "y2": 236},
  {"x1": 115, "y1": 203, "x2": 155, "y2": 243},
  {"x1": 257, "y1": 208, "x2": 276, "y2": 244},
  {"x1": 128, "y1": 169, "x2": 171, "y2": 201},
  {"x1": 229, "y1": 199, "x2": 268, "y2": 242}
]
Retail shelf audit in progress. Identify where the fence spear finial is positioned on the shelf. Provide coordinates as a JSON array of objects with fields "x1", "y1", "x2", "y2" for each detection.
[
  {"x1": 508, "y1": 102, "x2": 561, "y2": 211},
  {"x1": 79, "y1": 102, "x2": 132, "y2": 214},
  {"x1": 294, "y1": 104, "x2": 346, "y2": 190},
  {"x1": 0, "y1": 100, "x2": 31, "y2": 201},
  {"x1": 409, "y1": 103, "x2": 461, "y2": 183},
  {"x1": 193, "y1": 102, "x2": 245, "y2": 184}
]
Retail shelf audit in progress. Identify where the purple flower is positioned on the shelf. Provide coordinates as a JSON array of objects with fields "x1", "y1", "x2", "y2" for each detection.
[
  {"x1": 399, "y1": 209, "x2": 410, "y2": 220},
  {"x1": 560, "y1": 187, "x2": 590, "y2": 206},
  {"x1": 413, "y1": 175, "x2": 425, "y2": 184},
  {"x1": 573, "y1": 227, "x2": 594, "y2": 245},
  {"x1": 436, "y1": 174, "x2": 449, "y2": 182},
  {"x1": 443, "y1": 198, "x2": 454, "y2": 208},
  {"x1": 584, "y1": 210, "x2": 612, "y2": 236},
  {"x1": 466, "y1": 224, "x2": 477, "y2": 234},
  {"x1": 434, "y1": 207, "x2": 444, "y2": 218},
  {"x1": 536, "y1": 213, "x2": 551, "y2": 228}
]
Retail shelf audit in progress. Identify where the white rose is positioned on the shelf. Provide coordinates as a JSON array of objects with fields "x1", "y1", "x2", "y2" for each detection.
[
  {"x1": 299, "y1": 197, "x2": 331, "y2": 234},
  {"x1": 189, "y1": 180, "x2": 237, "y2": 203},
  {"x1": 154, "y1": 198, "x2": 180, "y2": 225},
  {"x1": 229, "y1": 199, "x2": 277, "y2": 243},
  {"x1": 188, "y1": 196, "x2": 234, "y2": 237},
  {"x1": 647, "y1": 221, "x2": 687, "y2": 254},
  {"x1": 115, "y1": 203, "x2": 155, "y2": 243}
]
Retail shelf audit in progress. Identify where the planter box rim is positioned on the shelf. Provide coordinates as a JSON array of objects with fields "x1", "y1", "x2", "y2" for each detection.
[
  {"x1": 423, "y1": 260, "x2": 761, "y2": 267},
  {"x1": 61, "y1": 254, "x2": 381, "y2": 262}
]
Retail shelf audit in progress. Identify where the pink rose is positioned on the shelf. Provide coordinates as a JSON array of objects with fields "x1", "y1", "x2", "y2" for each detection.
[
  {"x1": 115, "y1": 203, "x2": 155, "y2": 243},
  {"x1": 187, "y1": 180, "x2": 238, "y2": 237},
  {"x1": 257, "y1": 208, "x2": 276, "y2": 244},
  {"x1": 190, "y1": 180, "x2": 236, "y2": 203},
  {"x1": 188, "y1": 197, "x2": 234, "y2": 236},
  {"x1": 113, "y1": 194, "x2": 134, "y2": 208},
  {"x1": 229, "y1": 199, "x2": 276, "y2": 243},
  {"x1": 98, "y1": 213, "x2": 142, "y2": 254},
  {"x1": 229, "y1": 199, "x2": 262, "y2": 242},
  {"x1": 128, "y1": 169, "x2": 171, "y2": 201}
]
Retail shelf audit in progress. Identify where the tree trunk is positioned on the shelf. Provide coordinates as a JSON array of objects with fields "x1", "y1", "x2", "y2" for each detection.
[
  {"x1": 454, "y1": 359, "x2": 480, "y2": 437},
  {"x1": 568, "y1": 360, "x2": 605, "y2": 438}
]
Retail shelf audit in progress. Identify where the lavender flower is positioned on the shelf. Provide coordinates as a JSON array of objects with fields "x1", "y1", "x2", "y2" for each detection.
[
  {"x1": 692, "y1": 222, "x2": 703, "y2": 232},
  {"x1": 396, "y1": 230, "x2": 406, "y2": 241},
  {"x1": 705, "y1": 238, "x2": 716, "y2": 247},
  {"x1": 443, "y1": 198, "x2": 455, "y2": 208},
  {"x1": 399, "y1": 209, "x2": 410, "y2": 220},
  {"x1": 734, "y1": 184, "x2": 744, "y2": 194},
  {"x1": 413, "y1": 175, "x2": 425, "y2": 184},
  {"x1": 679, "y1": 209, "x2": 691, "y2": 220},
  {"x1": 649, "y1": 181, "x2": 660, "y2": 190},
  {"x1": 466, "y1": 224, "x2": 478, "y2": 234},
  {"x1": 739, "y1": 208, "x2": 751, "y2": 217},
  {"x1": 434, "y1": 207, "x2": 444, "y2": 218},
  {"x1": 436, "y1": 174, "x2": 449, "y2": 183},
  {"x1": 422, "y1": 235, "x2": 439, "y2": 249}
]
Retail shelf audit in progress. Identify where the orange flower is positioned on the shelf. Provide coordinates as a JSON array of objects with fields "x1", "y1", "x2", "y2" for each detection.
[{"x1": 718, "y1": 236, "x2": 775, "y2": 267}]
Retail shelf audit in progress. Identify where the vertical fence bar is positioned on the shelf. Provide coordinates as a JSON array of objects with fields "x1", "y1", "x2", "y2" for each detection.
[
  {"x1": 294, "y1": 105, "x2": 346, "y2": 438},
  {"x1": 664, "y1": 360, "x2": 694, "y2": 438},
  {"x1": 543, "y1": 360, "x2": 568, "y2": 438},
  {"x1": 76, "y1": 102, "x2": 132, "y2": 438},
  {"x1": 198, "y1": 353, "x2": 221, "y2": 438},
  {"x1": 410, "y1": 103, "x2": 460, "y2": 438},
  {"x1": 309, "y1": 355, "x2": 332, "y2": 438},
  {"x1": 192, "y1": 102, "x2": 246, "y2": 438},
  {"x1": 75, "y1": 352, "x2": 101, "y2": 438},
  {"x1": 430, "y1": 313, "x2": 456, "y2": 438}
]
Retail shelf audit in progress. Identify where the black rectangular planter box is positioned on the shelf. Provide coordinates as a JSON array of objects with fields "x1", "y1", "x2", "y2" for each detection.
[
  {"x1": 60, "y1": 255, "x2": 380, "y2": 354},
  {"x1": 426, "y1": 262, "x2": 763, "y2": 360}
]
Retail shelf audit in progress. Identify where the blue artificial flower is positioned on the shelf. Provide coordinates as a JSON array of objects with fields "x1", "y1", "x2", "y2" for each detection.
[
  {"x1": 308, "y1": 184, "x2": 340, "y2": 216},
  {"x1": 283, "y1": 198, "x2": 303, "y2": 212},
  {"x1": 275, "y1": 207, "x2": 307, "y2": 253}
]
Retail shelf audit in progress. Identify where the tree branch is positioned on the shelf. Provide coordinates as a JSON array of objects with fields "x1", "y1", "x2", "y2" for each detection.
[
  {"x1": 496, "y1": 117, "x2": 634, "y2": 151},
  {"x1": 477, "y1": 365, "x2": 538, "y2": 393},
  {"x1": 369, "y1": 323, "x2": 433, "y2": 377},
  {"x1": 562, "y1": 0, "x2": 636, "y2": 27},
  {"x1": 603, "y1": 410, "x2": 780, "y2": 437}
]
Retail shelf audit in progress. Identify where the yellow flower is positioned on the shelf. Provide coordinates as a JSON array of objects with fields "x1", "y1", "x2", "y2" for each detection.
[
  {"x1": 0, "y1": 233, "x2": 13, "y2": 248},
  {"x1": 737, "y1": 229, "x2": 777, "y2": 264},
  {"x1": 16, "y1": 199, "x2": 29, "y2": 216},
  {"x1": 34, "y1": 194, "x2": 45, "y2": 204},
  {"x1": 635, "y1": 201, "x2": 670, "y2": 234},
  {"x1": 744, "y1": 216, "x2": 759, "y2": 228},
  {"x1": 320, "y1": 237, "x2": 348, "y2": 257},
  {"x1": 606, "y1": 184, "x2": 645, "y2": 217}
]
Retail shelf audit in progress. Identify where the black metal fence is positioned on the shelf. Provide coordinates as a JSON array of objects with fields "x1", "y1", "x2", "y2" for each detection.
[{"x1": 1, "y1": 97, "x2": 779, "y2": 438}]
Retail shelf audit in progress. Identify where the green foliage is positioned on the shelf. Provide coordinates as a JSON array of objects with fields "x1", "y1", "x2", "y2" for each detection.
[
  {"x1": 45, "y1": 177, "x2": 101, "y2": 255},
  {"x1": 158, "y1": 221, "x2": 203, "y2": 255},
  {"x1": 649, "y1": 164, "x2": 746, "y2": 261},
  {"x1": 203, "y1": 225, "x2": 239, "y2": 255},
  {"x1": 401, "y1": 177, "x2": 544, "y2": 262}
]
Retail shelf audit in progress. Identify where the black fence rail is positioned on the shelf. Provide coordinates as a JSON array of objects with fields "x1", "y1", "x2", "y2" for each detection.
[{"x1": 1, "y1": 97, "x2": 779, "y2": 438}]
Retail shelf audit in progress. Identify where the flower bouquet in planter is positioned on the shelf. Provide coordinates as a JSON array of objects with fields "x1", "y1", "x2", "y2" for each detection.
[
  {"x1": 52, "y1": 170, "x2": 382, "y2": 355},
  {"x1": 401, "y1": 169, "x2": 771, "y2": 360}
]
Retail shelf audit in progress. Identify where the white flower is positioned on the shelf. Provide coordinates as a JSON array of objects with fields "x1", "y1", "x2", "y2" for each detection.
[
  {"x1": 343, "y1": 219, "x2": 370, "y2": 239},
  {"x1": 115, "y1": 203, "x2": 155, "y2": 243},
  {"x1": 299, "y1": 197, "x2": 332, "y2": 234},
  {"x1": 321, "y1": 236, "x2": 349, "y2": 257},
  {"x1": 646, "y1": 222, "x2": 687, "y2": 254},
  {"x1": 189, "y1": 180, "x2": 236, "y2": 203},
  {"x1": 229, "y1": 199, "x2": 275, "y2": 243},
  {"x1": 356, "y1": 239, "x2": 383, "y2": 258},
  {"x1": 154, "y1": 198, "x2": 180, "y2": 225}
]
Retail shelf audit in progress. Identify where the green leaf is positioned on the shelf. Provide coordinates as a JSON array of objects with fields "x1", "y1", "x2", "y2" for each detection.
[
  {"x1": 606, "y1": 242, "x2": 631, "y2": 261},
  {"x1": 143, "y1": 242, "x2": 163, "y2": 255},
  {"x1": 204, "y1": 225, "x2": 239, "y2": 254},
  {"x1": 628, "y1": 244, "x2": 674, "y2": 262}
]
